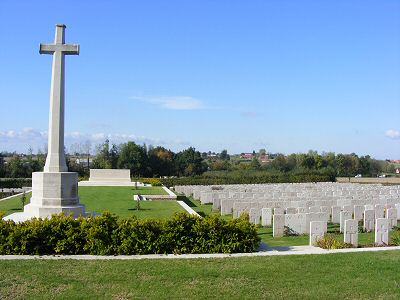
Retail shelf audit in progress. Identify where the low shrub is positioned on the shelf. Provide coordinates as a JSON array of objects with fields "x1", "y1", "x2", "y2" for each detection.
[
  {"x1": 391, "y1": 229, "x2": 400, "y2": 246},
  {"x1": 315, "y1": 234, "x2": 353, "y2": 249},
  {"x1": 0, "y1": 178, "x2": 32, "y2": 188},
  {"x1": 141, "y1": 178, "x2": 162, "y2": 186},
  {"x1": 0, "y1": 212, "x2": 260, "y2": 255}
]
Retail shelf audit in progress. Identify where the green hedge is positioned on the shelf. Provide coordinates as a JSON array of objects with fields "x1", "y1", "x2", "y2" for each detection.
[
  {"x1": 0, "y1": 212, "x2": 260, "y2": 255},
  {"x1": 161, "y1": 174, "x2": 333, "y2": 186},
  {"x1": 0, "y1": 178, "x2": 32, "y2": 188}
]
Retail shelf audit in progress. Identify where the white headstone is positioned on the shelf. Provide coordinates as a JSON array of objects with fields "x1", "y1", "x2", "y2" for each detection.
[
  {"x1": 261, "y1": 208, "x2": 272, "y2": 226},
  {"x1": 273, "y1": 214, "x2": 285, "y2": 237},
  {"x1": 344, "y1": 219, "x2": 358, "y2": 246},
  {"x1": 297, "y1": 207, "x2": 308, "y2": 214},
  {"x1": 249, "y1": 208, "x2": 260, "y2": 225},
  {"x1": 320, "y1": 206, "x2": 330, "y2": 214},
  {"x1": 308, "y1": 206, "x2": 320, "y2": 213},
  {"x1": 309, "y1": 221, "x2": 327, "y2": 246},
  {"x1": 340, "y1": 211, "x2": 352, "y2": 233},
  {"x1": 331, "y1": 206, "x2": 341, "y2": 223},
  {"x1": 353, "y1": 205, "x2": 364, "y2": 221},
  {"x1": 374, "y1": 204, "x2": 385, "y2": 219},
  {"x1": 286, "y1": 207, "x2": 297, "y2": 214},
  {"x1": 386, "y1": 208, "x2": 397, "y2": 228},
  {"x1": 342, "y1": 205, "x2": 353, "y2": 213},
  {"x1": 375, "y1": 218, "x2": 389, "y2": 245},
  {"x1": 364, "y1": 204, "x2": 374, "y2": 211},
  {"x1": 363, "y1": 209, "x2": 375, "y2": 232},
  {"x1": 396, "y1": 204, "x2": 400, "y2": 220}
]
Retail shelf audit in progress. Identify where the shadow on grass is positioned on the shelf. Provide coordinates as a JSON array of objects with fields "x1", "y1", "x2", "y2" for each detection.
[
  {"x1": 127, "y1": 208, "x2": 151, "y2": 211},
  {"x1": 177, "y1": 195, "x2": 196, "y2": 207}
]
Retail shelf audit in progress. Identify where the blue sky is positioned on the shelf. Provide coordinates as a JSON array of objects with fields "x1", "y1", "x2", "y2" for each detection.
[{"x1": 0, "y1": 0, "x2": 399, "y2": 159}]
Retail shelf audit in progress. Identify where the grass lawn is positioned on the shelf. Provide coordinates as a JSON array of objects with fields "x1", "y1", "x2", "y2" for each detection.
[
  {"x1": 0, "y1": 187, "x2": 184, "y2": 219},
  {"x1": 1, "y1": 251, "x2": 400, "y2": 299},
  {"x1": 0, "y1": 192, "x2": 32, "y2": 216}
]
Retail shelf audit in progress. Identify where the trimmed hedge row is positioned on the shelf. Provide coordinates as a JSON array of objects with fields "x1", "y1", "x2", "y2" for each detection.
[
  {"x1": 140, "y1": 178, "x2": 163, "y2": 186},
  {"x1": 161, "y1": 174, "x2": 333, "y2": 186},
  {"x1": 0, "y1": 178, "x2": 32, "y2": 188},
  {"x1": 0, "y1": 212, "x2": 260, "y2": 255}
]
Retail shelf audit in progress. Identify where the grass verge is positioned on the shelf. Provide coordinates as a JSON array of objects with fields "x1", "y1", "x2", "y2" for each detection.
[{"x1": 0, "y1": 251, "x2": 399, "y2": 299}]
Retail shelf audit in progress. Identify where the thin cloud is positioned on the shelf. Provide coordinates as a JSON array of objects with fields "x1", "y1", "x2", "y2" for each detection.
[
  {"x1": 0, "y1": 128, "x2": 190, "y2": 153},
  {"x1": 131, "y1": 95, "x2": 205, "y2": 110},
  {"x1": 240, "y1": 111, "x2": 263, "y2": 118},
  {"x1": 385, "y1": 129, "x2": 400, "y2": 140}
]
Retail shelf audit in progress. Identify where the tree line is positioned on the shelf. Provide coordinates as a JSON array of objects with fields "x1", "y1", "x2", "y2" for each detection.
[{"x1": 0, "y1": 142, "x2": 395, "y2": 179}]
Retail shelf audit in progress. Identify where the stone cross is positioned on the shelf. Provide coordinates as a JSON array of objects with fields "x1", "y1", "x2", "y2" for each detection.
[{"x1": 40, "y1": 24, "x2": 79, "y2": 172}]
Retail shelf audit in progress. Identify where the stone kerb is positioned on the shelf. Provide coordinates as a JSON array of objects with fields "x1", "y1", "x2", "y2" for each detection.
[{"x1": 89, "y1": 169, "x2": 131, "y2": 182}]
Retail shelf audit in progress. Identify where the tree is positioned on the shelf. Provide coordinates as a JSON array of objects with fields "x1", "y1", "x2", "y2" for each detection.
[
  {"x1": 250, "y1": 157, "x2": 261, "y2": 170},
  {"x1": 175, "y1": 147, "x2": 206, "y2": 176},
  {"x1": 148, "y1": 146, "x2": 175, "y2": 177},
  {"x1": 7, "y1": 156, "x2": 26, "y2": 178},
  {"x1": 0, "y1": 153, "x2": 5, "y2": 177},
  {"x1": 92, "y1": 139, "x2": 118, "y2": 169},
  {"x1": 219, "y1": 149, "x2": 230, "y2": 161},
  {"x1": 117, "y1": 142, "x2": 148, "y2": 176}
]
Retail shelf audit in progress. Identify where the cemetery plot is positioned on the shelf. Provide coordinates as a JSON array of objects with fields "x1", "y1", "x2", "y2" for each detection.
[
  {"x1": 0, "y1": 187, "x2": 184, "y2": 219},
  {"x1": 176, "y1": 182, "x2": 400, "y2": 248}
]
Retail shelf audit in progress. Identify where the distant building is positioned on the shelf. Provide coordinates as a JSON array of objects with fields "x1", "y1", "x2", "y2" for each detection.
[{"x1": 240, "y1": 153, "x2": 254, "y2": 160}]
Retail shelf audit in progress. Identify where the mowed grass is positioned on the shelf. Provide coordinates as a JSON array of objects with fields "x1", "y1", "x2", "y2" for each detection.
[
  {"x1": 1, "y1": 251, "x2": 400, "y2": 299},
  {"x1": 0, "y1": 192, "x2": 32, "y2": 216},
  {"x1": 0, "y1": 187, "x2": 185, "y2": 219}
]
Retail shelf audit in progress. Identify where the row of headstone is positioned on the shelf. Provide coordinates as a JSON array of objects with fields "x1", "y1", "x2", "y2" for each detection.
[
  {"x1": 179, "y1": 183, "x2": 400, "y2": 218},
  {"x1": 246, "y1": 203, "x2": 398, "y2": 231},
  {"x1": 309, "y1": 218, "x2": 392, "y2": 247}
]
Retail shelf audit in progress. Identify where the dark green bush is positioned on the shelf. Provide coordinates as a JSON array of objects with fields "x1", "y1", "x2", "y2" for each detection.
[
  {"x1": 0, "y1": 212, "x2": 260, "y2": 255},
  {"x1": 161, "y1": 173, "x2": 333, "y2": 186},
  {"x1": 0, "y1": 178, "x2": 32, "y2": 188}
]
